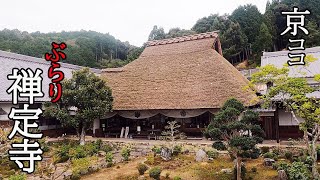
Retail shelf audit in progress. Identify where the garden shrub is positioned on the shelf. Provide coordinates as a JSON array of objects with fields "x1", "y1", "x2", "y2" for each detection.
[
  {"x1": 105, "y1": 152, "x2": 113, "y2": 167},
  {"x1": 304, "y1": 156, "x2": 313, "y2": 168},
  {"x1": 83, "y1": 142, "x2": 99, "y2": 156},
  {"x1": 263, "y1": 152, "x2": 277, "y2": 160},
  {"x1": 146, "y1": 154, "x2": 155, "y2": 165},
  {"x1": 55, "y1": 144, "x2": 71, "y2": 163},
  {"x1": 39, "y1": 138, "x2": 49, "y2": 153},
  {"x1": 121, "y1": 147, "x2": 131, "y2": 161},
  {"x1": 173, "y1": 176, "x2": 182, "y2": 180},
  {"x1": 173, "y1": 145, "x2": 182, "y2": 156},
  {"x1": 8, "y1": 174, "x2": 26, "y2": 180},
  {"x1": 212, "y1": 141, "x2": 227, "y2": 151},
  {"x1": 71, "y1": 157, "x2": 97, "y2": 178},
  {"x1": 250, "y1": 148, "x2": 260, "y2": 159},
  {"x1": 206, "y1": 149, "x2": 218, "y2": 159},
  {"x1": 287, "y1": 162, "x2": 311, "y2": 180},
  {"x1": 149, "y1": 167, "x2": 162, "y2": 180},
  {"x1": 260, "y1": 146, "x2": 270, "y2": 154},
  {"x1": 277, "y1": 162, "x2": 290, "y2": 172},
  {"x1": 101, "y1": 144, "x2": 113, "y2": 153},
  {"x1": 284, "y1": 151, "x2": 293, "y2": 161},
  {"x1": 95, "y1": 139, "x2": 102, "y2": 149},
  {"x1": 152, "y1": 146, "x2": 161, "y2": 155},
  {"x1": 241, "y1": 148, "x2": 260, "y2": 159},
  {"x1": 137, "y1": 163, "x2": 148, "y2": 175},
  {"x1": 69, "y1": 146, "x2": 87, "y2": 159}
]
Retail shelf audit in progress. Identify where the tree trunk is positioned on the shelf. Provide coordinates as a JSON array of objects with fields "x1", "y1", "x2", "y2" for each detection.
[
  {"x1": 311, "y1": 126, "x2": 320, "y2": 179},
  {"x1": 304, "y1": 130, "x2": 310, "y2": 155},
  {"x1": 79, "y1": 126, "x2": 86, "y2": 145},
  {"x1": 236, "y1": 156, "x2": 242, "y2": 180}
]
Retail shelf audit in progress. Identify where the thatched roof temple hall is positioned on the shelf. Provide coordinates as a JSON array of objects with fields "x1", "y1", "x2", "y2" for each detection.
[{"x1": 96, "y1": 32, "x2": 257, "y2": 139}]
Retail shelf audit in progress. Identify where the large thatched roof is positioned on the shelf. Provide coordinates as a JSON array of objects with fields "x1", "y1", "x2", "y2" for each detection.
[{"x1": 102, "y1": 32, "x2": 257, "y2": 110}]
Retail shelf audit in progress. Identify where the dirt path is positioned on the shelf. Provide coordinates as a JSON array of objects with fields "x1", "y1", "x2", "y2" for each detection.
[{"x1": 82, "y1": 158, "x2": 145, "y2": 180}]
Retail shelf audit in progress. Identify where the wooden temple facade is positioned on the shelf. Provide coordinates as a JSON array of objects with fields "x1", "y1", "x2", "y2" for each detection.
[{"x1": 93, "y1": 32, "x2": 258, "y2": 139}]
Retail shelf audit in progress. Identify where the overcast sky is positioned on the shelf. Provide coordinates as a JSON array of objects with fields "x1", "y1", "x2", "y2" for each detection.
[{"x1": 0, "y1": 0, "x2": 268, "y2": 46}]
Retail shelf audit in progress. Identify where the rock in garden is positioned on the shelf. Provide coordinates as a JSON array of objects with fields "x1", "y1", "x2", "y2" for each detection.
[
  {"x1": 195, "y1": 149, "x2": 208, "y2": 162},
  {"x1": 98, "y1": 150, "x2": 106, "y2": 157},
  {"x1": 53, "y1": 167, "x2": 66, "y2": 179},
  {"x1": 278, "y1": 170, "x2": 288, "y2": 180},
  {"x1": 63, "y1": 169, "x2": 73, "y2": 179},
  {"x1": 264, "y1": 158, "x2": 275, "y2": 166},
  {"x1": 220, "y1": 168, "x2": 232, "y2": 174},
  {"x1": 160, "y1": 147, "x2": 172, "y2": 161}
]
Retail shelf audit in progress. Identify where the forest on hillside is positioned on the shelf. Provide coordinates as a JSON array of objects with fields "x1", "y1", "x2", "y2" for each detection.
[
  {"x1": 0, "y1": 30, "x2": 143, "y2": 68},
  {"x1": 149, "y1": 0, "x2": 320, "y2": 66},
  {"x1": 0, "y1": 0, "x2": 320, "y2": 68}
]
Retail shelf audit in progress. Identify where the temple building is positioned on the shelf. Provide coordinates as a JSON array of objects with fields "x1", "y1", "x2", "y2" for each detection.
[{"x1": 96, "y1": 32, "x2": 258, "y2": 139}]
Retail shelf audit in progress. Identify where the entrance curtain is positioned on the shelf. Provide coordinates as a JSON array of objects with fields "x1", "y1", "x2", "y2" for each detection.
[
  {"x1": 117, "y1": 110, "x2": 159, "y2": 119},
  {"x1": 159, "y1": 109, "x2": 208, "y2": 118}
]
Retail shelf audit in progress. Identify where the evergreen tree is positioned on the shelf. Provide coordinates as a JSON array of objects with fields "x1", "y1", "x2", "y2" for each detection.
[
  {"x1": 253, "y1": 23, "x2": 273, "y2": 54},
  {"x1": 44, "y1": 68, "x2": 113, "y2": 145},
  {"x1": 205, "y1": 98, "x2": 264, "y2": 180}
]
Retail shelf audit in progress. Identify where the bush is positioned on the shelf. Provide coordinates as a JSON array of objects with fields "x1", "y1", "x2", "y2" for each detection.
[
  {"x1": 149, "y1": 167, "x2": 162, "y2": 180},
  {"x1": 276, "y1": 162, "x2": 290, "y2": 172},
  {"x1": 137, "y1": 163, "x2": 148, "y2": 175},
  {"x1": 260, "y1": 146, "x2": 270, "y2": 154},
  {"x1": 173, "y1": 176, "x2": 182, "y2": 180},
  {"x1": 206, "y1": 150, "x2": 219, "y2": 159},
  {"x1": 101, "y1": 144, "x2": 113, "y2": 153},
  {"x1": 121, "y1": 147, "x2": 131, "y2": 161},
  {"x1": 9, "y1": 174, "x2": 26, "y2": 180},
  {"x1": 263, "y1": 152, "x2": 277, "y2": 160},
  {"x1": 71, "y1": 157, "x2": 98, "y2": 177},
  {"x1": 69, "y1": 146, "x2": 87, "y2": 159},
  {"x1": 95, "y1": 139, "x2": 103, "y2": 149},
  {"x1": 152, "y1": 146, "x2": 161, "y2": 155},
  {"x1": 84, "y1": 142, "x2": 99, "y2": 156},
  {"x1": 287, "y1": 162, "x2": 312, "y2": 180},
  {"x1": 56, "y1": 144, "x2": 71, "y2": 163},
  {"x1": 284, "y1": 151, "x2": 293, "y2": 161},
  {"x1": 173, "y1": 145, "x2": 182, "y2": 156},
  {"x1": 212, "y1": 141, "x2": 227, "y2": 151},
  {"x1": 105, "y1": 152, "x2": 113, "y2": 164},
  {"x1": 145, "y1": 154, "x2": 155, "y2": 165},
  {"x1": 240, "y1": 148, "x2": 260, "y2": 159},
  {"x1": 250, "y1": 148, "x2": 260, "y2": 159}
]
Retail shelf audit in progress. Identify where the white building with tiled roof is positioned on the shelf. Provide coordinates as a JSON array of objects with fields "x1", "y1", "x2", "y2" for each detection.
[
  {"x1": 0, "y1": 50, "x2": 101, "y2": 136},
  {"x1": 258, "y1": 47, "x2": 320, "y2": 141}
]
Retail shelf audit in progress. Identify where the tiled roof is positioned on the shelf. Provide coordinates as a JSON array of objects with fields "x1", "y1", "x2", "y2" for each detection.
[
  {"x1": 0, "y1": 50, "x2": 101, "y2": 102},
  {"x1": 261, "y1": 47, "x2": 320, "y2": 78},
  {"x1": 146, "y1": 31, "x2": 219, "y2": 47}
]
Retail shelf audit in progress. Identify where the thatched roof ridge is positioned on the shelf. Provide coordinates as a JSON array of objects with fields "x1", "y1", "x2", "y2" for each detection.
[{"x1": 102, "y1": 32, "x2": 257, "y2": 110}]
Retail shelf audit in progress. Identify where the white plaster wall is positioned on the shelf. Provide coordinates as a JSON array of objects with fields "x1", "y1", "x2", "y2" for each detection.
[
  {"x1": 93, "y1": 118, "x2": 100, "y2": 134},
  {"x1": 278, "y1": 109, "x2": 305, "y2": 126}
]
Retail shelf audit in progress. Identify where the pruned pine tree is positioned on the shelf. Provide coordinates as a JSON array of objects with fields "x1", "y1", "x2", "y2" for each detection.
[{"x1": 161, "y1": 121, "x2": 181, "y2": 154}]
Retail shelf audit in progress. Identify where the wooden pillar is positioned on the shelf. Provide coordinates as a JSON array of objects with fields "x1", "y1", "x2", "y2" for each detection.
[{"x1": 275, "y1": 106, "x2": 280, "y2": 143}]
